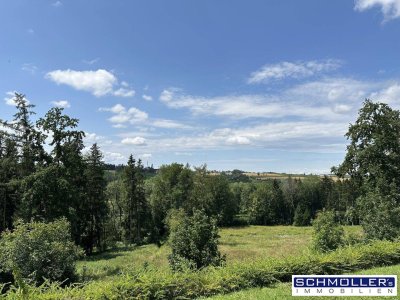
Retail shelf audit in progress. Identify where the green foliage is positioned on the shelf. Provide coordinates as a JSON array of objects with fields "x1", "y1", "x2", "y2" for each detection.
[
  {"x1": 122, "y1": 155, "x2": 149, "y2": 245},
  {"x1": 81, "y1": 143, "x2": 108, "y2": 253},
  {"x1": 168, "y1": 209, "x2": 225, "y2": 271},
  {"x1": 357, "y1": 188, "x2": 400, "y2": 241},
  {"x1": 293, "y1": 203, "x2": 311, "y2": 226},
  {"x1": 0, "y1": 219, "x2": 83, "y2": 285},
  {"x1": 3, "y1": 239, "x2": 400, "y2": 299},
  {"x1": 334, "y1": 100, "x2": 400, "y2": 240},
  {"x1": 312, "y1": 210, "x2": 344, "y2": 252}
]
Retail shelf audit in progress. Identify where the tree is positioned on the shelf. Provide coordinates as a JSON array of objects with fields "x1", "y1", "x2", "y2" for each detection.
[
  {"x1": 36, "y1": 107, "x2": 87, "y2": 246},
  {"x1": 149, "y1": 163, "x2": 193, "y2": 239},
  {"x1": 81, "y1": 144, "x2": 108, "y2": 253},
  {"x1": 0, "y1": 93, "x2": 47, "y2": 177},
  {"x1": 333, "y1": 100, "x2": 400, "y2": 240},
  {"x1": 168, "y1": 209, "x2": 225, "y2": 271},
  {"x1": 0, "y1": 219, "x2": 83, "y2": 285},
  {"x1": 123, "y1": 155, "x2": 149, "y2": 244},
  {"x1": 312, "y1": 210, "x2": 344, "y2": 252}
]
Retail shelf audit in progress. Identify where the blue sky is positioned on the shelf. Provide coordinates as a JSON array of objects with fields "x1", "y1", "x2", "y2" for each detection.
[{"x1": 1, "y1": 0, "x2": 400, "y2": 173}]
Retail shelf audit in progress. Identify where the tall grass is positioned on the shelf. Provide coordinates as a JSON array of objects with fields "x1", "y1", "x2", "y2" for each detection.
[{"x1": 3, "y1": 239, "x2": 400, "y2": 299}]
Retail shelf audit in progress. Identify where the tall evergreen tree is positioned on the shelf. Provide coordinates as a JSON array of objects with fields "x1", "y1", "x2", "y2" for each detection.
[
  {"x1": 123, "y1": 155, "x2": 148, "y2": 244},
  {"x1": 82, "y1": 143, "x2": 108, "y2": 253}
]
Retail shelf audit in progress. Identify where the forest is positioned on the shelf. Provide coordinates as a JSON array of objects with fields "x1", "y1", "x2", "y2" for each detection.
[{"x1": 1, "y1": 93, "x2": 400, "y2": 299}]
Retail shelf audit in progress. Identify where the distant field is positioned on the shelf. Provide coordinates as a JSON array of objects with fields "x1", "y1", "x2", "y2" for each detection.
[
  {"x1": 243, "y1": 172, "x2": 344, "y2": 181},
  {"x1": 78, "y1": 225, "x2": 362, "y2": 282},
  {"x1": 205, "y1": 264, "x2": 400, "y2": 300}
]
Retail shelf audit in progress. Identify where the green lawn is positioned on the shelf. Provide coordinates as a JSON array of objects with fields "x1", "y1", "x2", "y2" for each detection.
[
  {"x1": 77, "y1": 225, "x2": 361, "y2": 282},
  {"x1": 205, "y1": 264, "x2": 400, "y2": 300}
]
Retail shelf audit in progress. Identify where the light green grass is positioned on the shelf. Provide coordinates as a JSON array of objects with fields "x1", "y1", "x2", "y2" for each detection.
[
  {"x1": 77, "y1": 225, "x2": 361, "y2": 282},
  {"x1": 205, "y1": 264, "x2": 400, "y2": 300}
]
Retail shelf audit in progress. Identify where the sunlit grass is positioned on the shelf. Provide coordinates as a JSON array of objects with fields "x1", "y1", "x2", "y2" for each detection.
[
  {"x1": 205, "y1": 262, "x2": 400, "y2": 300},
  {"x1": 77, "y1": 225, "x2": 362, "y2": 282}
]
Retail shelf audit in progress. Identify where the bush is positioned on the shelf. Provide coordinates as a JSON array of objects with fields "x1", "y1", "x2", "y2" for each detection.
[
  {"x1": 357, "y1": 189, "x2": 400, "y2": 241},
  {"x1": 4, "y1": 240, "x2": 400, "y2": 299},
  {"x1": 312, "y1": 210, "x2": 344, "y2": 252},
  {"x1": 0, "y1": 219, "x2": 83, "y2": 285},
  {"x1": 168, "y1": 209, "x2": 225, "y2": 271}
]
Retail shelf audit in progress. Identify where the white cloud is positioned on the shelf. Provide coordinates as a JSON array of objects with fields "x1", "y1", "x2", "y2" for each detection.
[
  {"x1": 355, "y1": 0, "x2": 400, "y2": 21},
  {"x1": 84, "y1": 132, "x2": 104, "y2": 143},
  {"x1": 332, "y1": 104, "x2": 352, "y2": 113},
  {"x1": 52, "y1": 1, "x2": 62, "y2": 7},
  {"x1": 159, "y1": 82, "x2": 360, "y2": 121},
  {"x1": 4, "y1": 91, "x2": 17, "y2": 106},
  {"x1": 226, "y1": 136, "x2": 251, "y2": 145},
  {"x1": 152, "y1": 119, "x2": 192, "y2": 129},
  {"x1": 3, "y1": 91, "x2": 31, "y2": 106},
  {"x1": 141, "y1": 153, "x2": 152, "y2": 159},
  {"x1": 369, "y1": 83, "x2": 400, "y2": 103},
  {"x1": 46, "y1": 69, "x2": 135, "y2": 97},
  {"x1": 104, "y1": 151, "x2": 125, "y2": 163},
  {"x1": 247, "y1": 59, "x2": 342, "y2": 84},
  {"x1": 113, "y1": 88, "x2": 135, "y2": 97},
  {"x1": 112, "y1": 124, "x2": 127, "y2": 129},
  {"x1": 21, "y1": 63, "x2": 37, "y2": 74},
  {"x1": 121, "y1": 137, "x2": 147, "y2": 145},
  {"x1": 100, "y1": 104, "x2": 148, "y2": 124},
  {"x1": 142, "y1": 94, "x2": 153, "y2": 101},
  {"x1": 100, "y1": 104, "x2": 191, "y2": 129},
  {"x1": 51, "y1": 100, "x2": 70, "y2": 108}
]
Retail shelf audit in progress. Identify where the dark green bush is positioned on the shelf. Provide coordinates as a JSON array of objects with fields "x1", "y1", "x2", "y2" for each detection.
[
  {"x1": 168, "y1": 209, "x2": 225, "y2": 271},
  {"x1": 3, "y1": 240, "x2": 400, "y2": 299},
  {"x1": 312, "y1": 210, "x2": 344, "y2": 252},
  {"x1": 0, "y1": 219, "x2": 83, "y2": 286}
]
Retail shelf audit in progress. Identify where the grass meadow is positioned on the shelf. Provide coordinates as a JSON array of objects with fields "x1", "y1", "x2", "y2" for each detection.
[
  {"x1": 77, "y1": 225, "x2": 362, "y2": 283},
  {"x1": 205, "y1": 264, "x2": 400, "y2": 300},
  {"x1": 8, "y1": 224, "x2": 400, "y2": 299}
]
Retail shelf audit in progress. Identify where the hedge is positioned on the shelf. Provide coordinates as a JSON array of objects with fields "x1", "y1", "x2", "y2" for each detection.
[{"x1": 2, "y1": 240, "x2": 400, "y2": 299}]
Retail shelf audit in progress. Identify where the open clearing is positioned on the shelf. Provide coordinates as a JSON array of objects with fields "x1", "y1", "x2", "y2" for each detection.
[
  {"x1": 78, "y1": 225, "x2": 362, "y2": 283},
  {"x1": 205, "y1": 264, "x2": 400, "y2": 300}
]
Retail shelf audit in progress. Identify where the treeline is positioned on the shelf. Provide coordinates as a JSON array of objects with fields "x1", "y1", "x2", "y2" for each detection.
[
  {"x1": 232, "y1": 175, "x2": 359, "y2": 226},
  {"x1": 0, "y1": 93, "x2": 363, "y2": 256}
]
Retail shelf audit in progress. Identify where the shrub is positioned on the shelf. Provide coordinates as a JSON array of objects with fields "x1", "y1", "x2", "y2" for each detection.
[
  {"x1": 168, "y1": 209, "x2": 225, "y2": 271},
  {"x1": 0, "y1": 219, "x2": 83, "y2": 285},
  {"x1": 357, "y1": 189, "x2": 400, "y2": 241},
  {"x1": 4, "y1": 240, "x2": 400, "y2": 299},
  {"x1": 312, "y1": 210, "x2": 344, "y2": 252}
]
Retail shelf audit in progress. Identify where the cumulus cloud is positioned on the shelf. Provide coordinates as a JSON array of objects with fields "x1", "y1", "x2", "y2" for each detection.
[
  {"x1": 121, "y1": 137, "x2": 147, "y2": 145},
  {"x1": 104, "y1": 151, "x2": 125, "y2": 163},
  {"x1": 142, "y1": 94, "x2": 152, "y2": 101},
  {"x1": 4, "y1": 91, "x2": 17, "y2": 106},
  {"x1": 355, "y1": 0, "x2": 400, "y2": 21},
  {"x1": 45, "y1": 69, "x2": 135, "y2": 97},
  {"x1": 113, "y1": 87, "x2": 135, "y2": 97},
  {"x1": 100, "y1": 104, "x2": 191, "y2": 129},
  {"x1": 247, "y1": 59, "x2": 342, "y2": 84},
  {"x1": 100, "y1": 104, "x2": 148, "y2": 124},
  {"x1": 51, "y1": 100, "x2": 70, "y2": 108}
]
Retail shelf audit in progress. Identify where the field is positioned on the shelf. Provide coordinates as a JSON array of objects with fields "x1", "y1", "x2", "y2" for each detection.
[
  {"x1": 205, "y1": 264, "x2": 400, "y2": 300},
  {"x1": 77, "y1": 225, "x2": 361, "y2": 284},
  {"x1": 7, "y1": 224, "x2": 400, "y2": 299}
]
